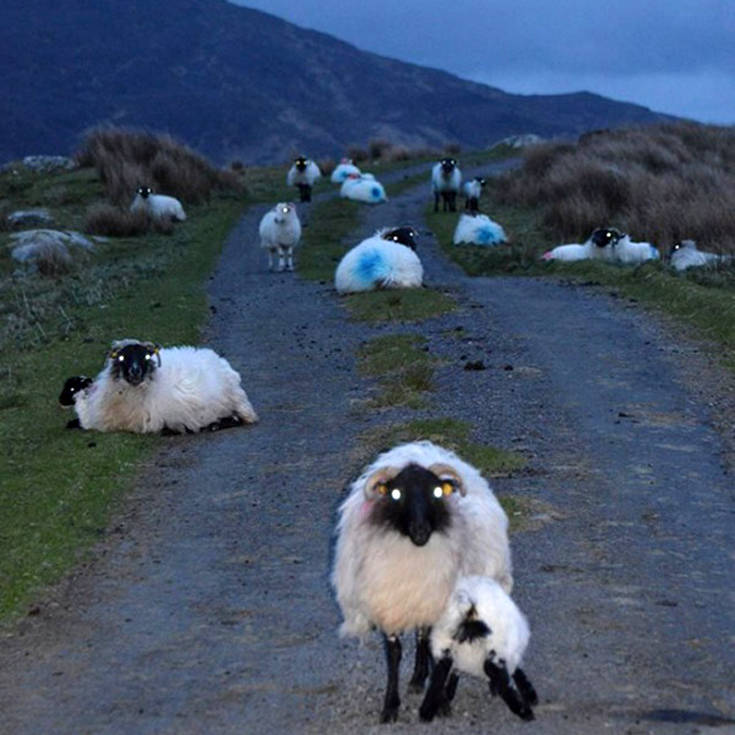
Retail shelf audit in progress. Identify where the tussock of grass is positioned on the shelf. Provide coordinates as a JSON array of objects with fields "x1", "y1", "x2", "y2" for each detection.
[{"x1": 345, "y1": 288, "x2": 456, "y2": 323}]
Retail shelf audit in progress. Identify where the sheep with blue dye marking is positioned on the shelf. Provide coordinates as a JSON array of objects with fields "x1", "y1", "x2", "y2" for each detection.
[
  {"x1": 334, "y1": 227, "x2": 422, "y2": 293},
  {"x1": 287, "y1": 156, "x2": 321, "y2": 202},
  {"x1": 258, "y1": 202, "x2": 301, "y2": 272},
  {"x1": 462, "y1": 177, "x2": 486, "y2": 212},
  {"x1": 432, "y1": 158, "x2": 462, "y2": 212},
  {"x1": 339, "y1": 173, "x2": 387, "y2": 204},
  {"x1": 61, "y1": 339, "x2": 258, "y2": 434},
  {"x1": 130, "y1": 186, "x2": 186, "y2": 222},
  {"x1": 612, "y1": 233, "x2": 660, "y2": 264},
  {"x1": 542, "y1": 227, "x2": 622, "y2": 262},
  {"x1": 419, "y1": 575, "x2": 538, "y2": 723},
  {"x1": 453, "y1": 212, "x2": 507, "y2": 246},
  {"x1": 332, "y1": 440, "x2": 512, "y2": 723},
  {"x1": 669, "y1": 239, "x2": 731, "y2": 271},
  {"x1": 330, "y1": 158, "x2": 361, "y2": 183}
]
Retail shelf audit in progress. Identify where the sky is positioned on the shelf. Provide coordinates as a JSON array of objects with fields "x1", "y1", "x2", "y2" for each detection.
[{"x1": 230, "y1": 0, "x2": 735, "y2": 124}]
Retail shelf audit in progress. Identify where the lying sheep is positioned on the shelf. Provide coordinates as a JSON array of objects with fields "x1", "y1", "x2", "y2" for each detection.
[
  {"x1": 462, "y1": 177, "x2": 486, "y2": 212},
  {"x1": 258, "y1": 202, "x2": 301, "y2": 272},
  {"x1": 432, "y1": 158, "x2": 462, "y2": 212},
  {"x1": 669, "y1": 239, "x2": 731, "y2": 271},
  {"x1": 420, "y1": 575, "x2": 538, "y2": 723},
  {"x1": 62, "y1": 339, "x2": 258, "y2": 434},
  {"x1": 613, "y1": 233, "x2": 660, "y2": 264},
  {"x1": 339, "y1": 173, "x2": 387, "y2": 204},
  {"x1": 332, "y1": 440, "x2": 512, "y2": 723},
  {"x1": 287, "y1": 156, "x2": 321, "y2": 202},
  {"x1": 334, "y1": 226, "x2": 422, "y2": 293},
  {"x1": 330, "y1": 158, "x2": 361, "y2": 183},
  {"x1": 130, "y1": 186, "x2": 186, "y2": 222},
  {"x1": 453, "y1": 212, "x2": 507, "y2": 246},
  {"x1": 542, "y1": 227, "x2": 622, "y2": 262}
]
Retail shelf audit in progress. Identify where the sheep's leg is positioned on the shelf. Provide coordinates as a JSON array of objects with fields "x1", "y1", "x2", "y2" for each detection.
[
  {"x1": 285, "y1": 246, "x2": 294, "y2": 272},
  {"x1": 65, "y1": 418, "x2": 81, "y2": 429},
  {"x1": 445, "y1": 671, "x2": 459, "y2": 702},
  {"x1": 380, "y1": 634, "x2": 402, "y2": 723},
  {"x1": 408, "y1": 627, "x2": 432, "y2": 691},
  {"x1": 434, "y1": 192, "x2": 440, "y2": 212},
  {"x1": 449, "y1": 191, "x2": 457, "y2": 212},
  {"x1": 277, "y1": 246, "x2": 286, "y2": 272},
  {"x1": 418, "y1": 654, "x2": 453, "y2": 722},
  {"x1": 513, "y1": 667, "x2": 539, "y2": 706},
  {"x1": 267, "y1": 249, "x2": 275, "y2": 272},
  {"x1": 483, "y1": 656, "x2": 535, "y2": 721},
  {"x1": 297, "y1": 183, "x2": 311, "y2": 202}
]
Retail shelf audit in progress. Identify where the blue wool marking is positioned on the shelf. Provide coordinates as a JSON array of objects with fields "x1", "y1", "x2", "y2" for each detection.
[
  {"x1": 371, "y1": 186, "x2": 382, "y2": 200},
  {"x1": 476, "y1": 225, "x2": 504, "y2": 245},
  {"x1": 356, "y1": 249, "x2": 387, "y2": 284},
  {"x1": 650, "y1": 245, "x2": 660, "y2": 259}
]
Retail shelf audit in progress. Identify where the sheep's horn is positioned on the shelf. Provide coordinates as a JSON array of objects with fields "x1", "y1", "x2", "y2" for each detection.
[
  {"x1": 363, "y1": 466, "x2": 400, "y2": 499},
  {"x1": 428, "y1": 463, "x2": 466, "y2": 496}
]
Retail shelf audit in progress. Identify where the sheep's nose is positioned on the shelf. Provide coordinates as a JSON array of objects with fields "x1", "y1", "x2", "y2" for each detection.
[{"x1": 408, "y1": 521, "x2": 432, "y2": 547}]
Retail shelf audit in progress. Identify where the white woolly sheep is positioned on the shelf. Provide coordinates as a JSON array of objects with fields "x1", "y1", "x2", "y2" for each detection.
[
  {"x1": 62, "y1": 339, "x2": 258, "y2": 434},
  {"x1": 453, "y1": 212, "x2": 507, "y2": 246},
  {"x1": 339, "y1": 173, "x2": 387, "y2": 204},
  {"x1": 462, "y1": 177, "x2": 486, "y2": 212},
  {"x1": 669, "y1": 239, "x2": 731, "y2": 271},
  {"x1": 258, "y1": 202, "x2": 302, "y2": 272},
  {"x1": 432, "y1": 158, "x2": 462, "y2": 212},
  {"x1": 612, "y1": 233, "x2": 660, "y2": 264},
  {"x1": 332, "y1": 440, "x2": 512, "y2": 723},
  {"x1": 419, "y1": 575, "x2": 538, "y2": 723},
  {"x1": 330, "y1": 158, "x2": 361, "y2": 183},
  {"x1": 334, "y1": 227, "x2": 422, "y2": 293},
  {"x1": 287, "y1": 156, "x2": 321, "y2": 202},
  {"x1": 542, "y1": 227, "x2": 622, "y2": 262},
  {"x1": 130, "y1": 186, "x2": 186, "y2": 222}
]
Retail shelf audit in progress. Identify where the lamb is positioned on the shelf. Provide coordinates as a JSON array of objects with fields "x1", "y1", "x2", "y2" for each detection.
[
  {"x1": 462, "y1": 177, "x2": 486, "y2": 212},
  {"x1": 62, "y1": 339, "x2": 258, "y2": 434},
  {"x1": 334, "y1": 226, "x2": 422, "y2": 293},
  {"x1": 612, "y1": 233, "x2": 660, "y2": 264},
  {"x1": 419, "y1": 575, "x2": 538, "y2": 723},
  {"x1": 287, "y1": 156, "x2": 321, "y2": 202},
  {"x1": 669, "y1": 239, "x2": 730, "y2": 271},
  {"x1": 130, "y1": 186, "x2": 186, "y2": 222},
  {"x1": 339, "y1": 173, "x2": 387, "y2": 204},
  {"x1": 432, "y1": 158, "x2": 462, "y2": 212},
  {"x1": 332, "y1": 440, "x2": 512, "y2": 723},
  {"x1": 330, "y1": 158, "x2": 361, "y2": 183},
  {"x1": 258, "y1": 202, "x2": 302, "y2": 272},
  {"x1": 542, "y1": 227, "x2": 622, "y2": 262},
  {"x1": 453, "y1": 212, "x2": 507, "y2": 246}
]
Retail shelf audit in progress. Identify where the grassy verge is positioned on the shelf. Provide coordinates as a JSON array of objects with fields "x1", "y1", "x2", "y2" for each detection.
[{"x1": 345, "y1": 288, "x2": 456, "y2": 323}]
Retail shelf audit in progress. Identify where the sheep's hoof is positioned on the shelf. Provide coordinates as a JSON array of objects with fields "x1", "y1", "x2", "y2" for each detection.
[
  {"x1": 379, "y1": 706, "x2": 399, "y2": 724},
  {"x1": 65, "y1": 418, "x2": 81, "y2": 430}
]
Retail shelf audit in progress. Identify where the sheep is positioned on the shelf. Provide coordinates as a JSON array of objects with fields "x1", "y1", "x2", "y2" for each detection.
[
  {"x1": 62, "y1": 339, "x2": 258, "y2": 434},
  {"x1": 332, "y1": 440, "x2": 512, "y2": 723},
  {"x1": 419, "y1": 575, "x2": 538, "y2": 723},
  {"x1": 462, "y1": 177, "x2": 486, "y2": 212},
  {"x1": 330, "y1": 158, "x2": 361, "y2": 183},
  {"x1": 258, "y1": 202, "x2": 302, "y2": 272},
  {"x1": 542, "y1": 227, "x2": 622, "y2": 262},
  {"x1": 432, "y1": 158, "x2": 462, "y2": 212},
  {"x1": 130, "y1": 186, "x2": 186, "y2": 222},
  {"x1": 334, "y1": 227, "x2": 422, "y2": 293},
  {"x1": 612, "y1": 233, "x2": 660, "y2": 264},
  {"x1": 669, "y1": 239, "x2": 731, "y2": 271},
  {"x1": 453, "y1": 212, "x2": 507, "y2": 246},
  {"x1": 58, "y1": 376, "x2": 93, "y2": 408},
  {"x1": 287, "y1": 156, "x2": 321, "y2": 202},
  {"x1": 339, "y1": 173, "x2": 387, "y2": 204}
]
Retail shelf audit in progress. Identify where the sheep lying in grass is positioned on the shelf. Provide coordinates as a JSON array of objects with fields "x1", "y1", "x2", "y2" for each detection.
[
  {"x1": 287, "y1": 156, "x2": 321, "y2": 202},
  {"x1": 462, "y1": 177, "x2": 486, "y2": 212},
  {"x1": 334, "y1": 226, "x2": 422, "y2": 293},
  {"x1": 332, "y1": 440, "x2": 512, "y2": 723},
  {"x1": 340, "y1": 173, "x2": 387, "y2": 204},
  {"x1": 669, "y1": 239, "x2": 731, "y2": 271},
  {"x1": 542, "y1": 227, "x2": 621, "y2": 262},
  {"x1": 61, "y1": 339, "x2": 258, "y2": 434},
  {"x1": 258, "y1": 202, "x2": 301, "y2": 272},
  {"x1": 453, "y1": 212, "x2": 507, "y2": 246},
  {"x1": 613, "y1": 233, "x2": 660, "y2": 264},
  {"x1": 432, "y1": 158, "x2": 462, "y2": 212},
  {"x1": 330, "y1": 158, "x2": 361, "y2": 183},
  {"x1": 130, "y1": 186, "x2": 186, "y2": 222},
  {"x1": 420, "y1": 575, "x2": 538, "y2": 723}
]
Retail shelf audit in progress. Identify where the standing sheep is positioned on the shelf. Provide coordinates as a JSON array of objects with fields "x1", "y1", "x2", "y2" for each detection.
[
  {"x1": 287, "y1": 156, "x2": 321, "y2": 202},
  {"x1": 453, "y1": 212, "x2": 507, "y2": 246},
  {"x1": 332, "y1": 441, "x2": 512, "y2": 723},
  {"x1": 258, "y1": 202, "x2": 302, "y2": 272},
  {"x1": 130, "y1": 186, "x2": 186, "y2": 222},
  {"x1": 462, "y1": 177, "x2": 486, "y2": 212},
  {"x1": 432, "y1": 158, "x2": 462, "y2": 212}
]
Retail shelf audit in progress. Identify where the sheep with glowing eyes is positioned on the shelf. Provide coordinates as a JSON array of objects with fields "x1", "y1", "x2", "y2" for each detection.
[
  {"x1": 542, "y1": 226, "x2": 622, "y2": 262},
  {"x1": 287, "y1": 155, "x2": 321, "y2": 202},
  {"x1": 258, "y1": 202, "x2": 302, "y2": 272},
  {"x1": 462, "y1": 177, "x2": 486, "y2": 212},
  {"x1": 60, "y1": 339, "x2": 258, "y2": 434},
  {"x1": 130, "y1": 186, "x2": 186, "y2": 222},
  {"x1": 331, "y1": 440, "x2": 512, "y2": 723},
  {"x1": 669, "y1": 239, "x2": 731, "y2": 271},
  {"x1": 431, "y1": 158, "x2": 462, "y2": 212}
]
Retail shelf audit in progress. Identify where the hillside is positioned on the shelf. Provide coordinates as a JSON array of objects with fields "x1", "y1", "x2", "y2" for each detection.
[{"x1": 0, "y1": 0, "x2": 671, "y2": 164}]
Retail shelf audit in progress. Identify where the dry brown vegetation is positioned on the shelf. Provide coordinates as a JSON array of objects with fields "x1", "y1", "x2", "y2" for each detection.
[{"x1": 492, "y1": 122, "x2": 735, "y2": 253}]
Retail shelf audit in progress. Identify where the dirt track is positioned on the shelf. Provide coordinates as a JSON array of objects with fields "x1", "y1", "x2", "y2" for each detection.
[{"x1": 1, "y1": 164, "x2": 733, "y2": 734}]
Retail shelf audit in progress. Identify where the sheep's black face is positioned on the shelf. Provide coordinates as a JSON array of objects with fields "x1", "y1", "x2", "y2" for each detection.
[
  {"x1": 440, "y1": 158, "x2": 456, "y2": 174},
  {"x1": 109, "y1": 343, "x2": 159, "y2": 386},
  {"x1": 382, "y1": 226, "x2": 419, "y2": 251},
  {"x1": 476, "y1": 177, "x2": 486, "y2": 187},
  {"x1": 136, "y1": 186, "x2": 152, "y2": 199},
  {"x1": 371, "y1": 464, "x2": 455, "y2": 546},
  {"x1": 590, "y1": 227, "x2": 623, "y2": 248},
  {"x1": 294, "y1": 156, "x2": 307, "y2": 171},
  {"x1": 58, "y1": 376, "x2": 92, "y2": 406}
]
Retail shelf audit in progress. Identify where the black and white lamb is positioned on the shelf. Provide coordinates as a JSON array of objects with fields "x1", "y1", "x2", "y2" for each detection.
[
  {"x1": 130, "y1": 186, "x2": 186, "y2": 222},
  {"x1": 462, "y1": 177, "x2": 486, "y2": 212},
  {"x1": 331, "y1": 440, "x2": 512, "y2": 723},
  {"x1": 431, "y1": 158, "x2": 462, "y2": 212},
  {"x1": 60, "y1": 339, "x2": 258, "y2": 434},
  {"x1": 287, "y1": 156, "x2": 321, "y2": 202}
]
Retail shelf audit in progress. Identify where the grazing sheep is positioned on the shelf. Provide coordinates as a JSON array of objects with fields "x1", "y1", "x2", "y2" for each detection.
[
  {"x1": 330, "y1": 158, "x2": 362, "y2": 183},
  {"x1": 339, "y1": 173, "x2": 387, "y2": 204},
  {"x1": 542, "y1": 227, "x2": 622, "y2": 262},
  {"x1": 258, "y1": 202, "x2": 302, "y2": 272},
  {"x1": 462, "y1": 177, "x2": 486, "y2": 212},
  {"x1": 63, "y1": 339, "x2": 258, "y2": 434},
  {"x1": 332, "y1": 440, "x2": 512, "y2": 723},
  {"x1": 669, "y1": 239, "x2": 730, "y2": 271},
  {"x1": 130, "y1": 186, "x2": 186, "y2": 222},
  {"x1": 453, "y1": 212, "x2": 507, "y2": 246},
  {"x1": 420, "y1": 575, "x2": 538, "y2": 723},
  {"x1": 287, "y1": 156, "x2": 321, "y2": 202},
  {"x1": 432, "y1": 158, "x2": 462, "y2": 212},
  {"x1": 612, "y1": 233, "x2": 660, "y2": 264},
  {"x1": 334, "y1": 227, "x2": 422, "y2": 293}
]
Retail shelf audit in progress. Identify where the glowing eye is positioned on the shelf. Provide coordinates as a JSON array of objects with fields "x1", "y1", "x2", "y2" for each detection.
[
  {"x1": 390, "y1": 488, "x2": 402, "y2": 501},
  {"x1": 118, "y1": 355, "x2": 124, "y2": 362},
  {"x1": 145, "y1": 354, "x2": 151, "y2": 360},
  {"x1": 433, "y1": 486, "x2": 443, "y2": 499}
]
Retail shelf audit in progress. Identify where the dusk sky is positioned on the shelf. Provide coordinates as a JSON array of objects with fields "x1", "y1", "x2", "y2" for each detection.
[{"x1": 231, "y1": 0, "x2": 734, "y2": 124}]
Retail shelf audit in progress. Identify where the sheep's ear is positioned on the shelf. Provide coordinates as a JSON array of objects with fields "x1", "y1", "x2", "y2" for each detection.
[
  {"x1": 363, "y1": 466, "x2": 400, "y2": 499},
  {"x1": 428, "y1": 463, "x2": 466, "y2": 496}
]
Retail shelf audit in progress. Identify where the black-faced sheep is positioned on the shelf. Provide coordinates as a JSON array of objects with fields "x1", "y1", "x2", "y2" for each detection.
[
  {"x1": 258, "y1": 202, "x2": 302, "y2": 272},
  {"x1": 287, "y1": 156, "x2": 321, "y2": 202},
  {"x1": 130, "y1": 186, "x2": 186, "y2": 222},
  {"x1": 542, "y1": 227, "x2": 623, "y2": 262},
  {"x1": 431, "y1": 158, "x2": 462, "y2": 212},
  {"x1": 462, "y1": 177, "x2": 486, "y2": 212},
  {"x1": 669, "y1": 239, "x2": 730, "y2": 271}
]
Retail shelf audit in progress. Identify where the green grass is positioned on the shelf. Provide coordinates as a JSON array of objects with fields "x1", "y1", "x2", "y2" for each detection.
[{"x1": 344, "y1": 288, "x2": 456, "y2": 323}]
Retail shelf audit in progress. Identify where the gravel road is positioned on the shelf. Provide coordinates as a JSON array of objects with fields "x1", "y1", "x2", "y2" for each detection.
[{"x1": 1, "y1": 163, "x2": 733, "y2": 735}]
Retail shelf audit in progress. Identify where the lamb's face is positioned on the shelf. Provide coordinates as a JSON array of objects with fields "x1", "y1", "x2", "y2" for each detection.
[
  {"x1": 109, "y1": 343, "x2": 160, "y2": 386},
  {"x1": 440, "y1": 158, "x2": 457, "y2": 175},
  {"x1": 367, "y1": 463, "x2": 458, "y2": 547},
  {"x1": 58, "y1": 375, "x2": 93, "y2": 406},
  {"x1": 136, "y1": 186, "x2": 152, "y2": 199},
  {"x1": 590, "y1": 227, "x2": 624, "y2": 249},
  {"x1": 475, "y1": 177, "x2": 486, "y2": 187},
  {"x1": 670, "y1": 239, "x2": 695, "y2": 256},
  {"x1": 382, "y1": 226, "x2": 419, "y2": 251}
]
